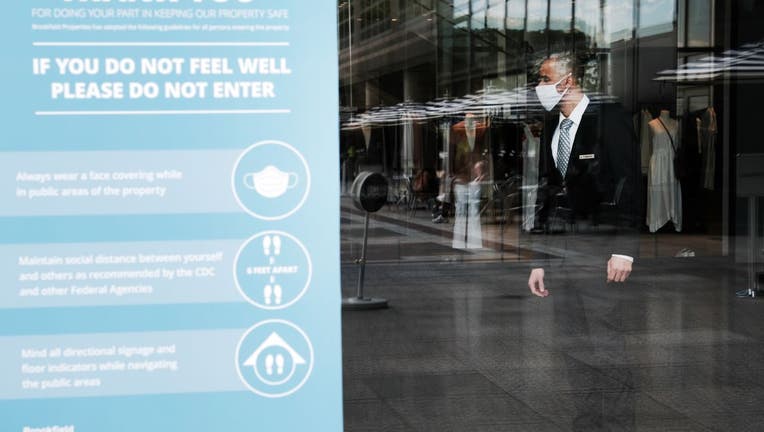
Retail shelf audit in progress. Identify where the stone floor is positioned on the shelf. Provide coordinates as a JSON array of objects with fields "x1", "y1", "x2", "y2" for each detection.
[{"x1": 341, "y1": 217, "x2": 764, "y2": 431}]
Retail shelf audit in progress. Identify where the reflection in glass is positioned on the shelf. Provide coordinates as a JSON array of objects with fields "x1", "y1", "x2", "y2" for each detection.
[
  {"x1": 526, "y1": 0, "x2": 548, "y2": 31},
  {"x1": 339, "y1": 1, "x2": 762, "y2": 429},
  {"x1": 604, "y1": 0, "x2": 634, "y2": 43},
  {"x1": 677, "y1": 0, "x2": 686, "y2": 46},
  {"x1": 471, "y1": 0, "x2": 487, "y2": 29},
  {"x1": 575, "y1": 0, "x2": 603, "y2": 47},
  {"x1": 454, "y1": 0, "x2": 470, "y2": 28},
  {"x1": 526, "y1": 0, "x2": 549, "y2": 53},
  {"x1": 687, "y1": 0, "x2": 712, "y2": 47},
  {"x1": 338, "y1": 0, "x2": 729, "y2": 263},
  {"x1": 549, "y1": 0, "x2": 572, "y2": 31},
  {"x1": 506, "y1": 0, "x2": 526, "y2": 30},
  {"x1": 486, "y1": 0, "x2": 505, "y2": 29},
  {"x1": 639, "y1": 0, "x2": 675, "y2": 37}
]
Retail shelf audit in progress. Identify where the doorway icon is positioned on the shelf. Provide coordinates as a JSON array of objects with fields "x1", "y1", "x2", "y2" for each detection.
[
  {"x1": 235, "y1": 320, "x2": 314, "y2": 398},
  {"x1": 243, "y1": 332, "x2": 306, "y2": 386}
]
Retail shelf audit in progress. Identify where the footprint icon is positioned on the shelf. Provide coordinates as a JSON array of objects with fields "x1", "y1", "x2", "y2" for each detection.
[{"x1": 263, "y1": 236, "x2": 272, "y2": 256}]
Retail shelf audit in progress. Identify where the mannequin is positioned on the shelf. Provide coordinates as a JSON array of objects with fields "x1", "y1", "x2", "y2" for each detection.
[{"x1": 646, "y1": 110, "x2": 682, "y2": 232}]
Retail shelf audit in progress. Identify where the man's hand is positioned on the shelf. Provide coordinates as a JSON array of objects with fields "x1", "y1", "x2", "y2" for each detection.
[
  {"x1": 607, "y1": 256, "x2": 632, "y2": 283},
  {"x1": 528, "y1": 268, "x2": 549, "y2": 297}
]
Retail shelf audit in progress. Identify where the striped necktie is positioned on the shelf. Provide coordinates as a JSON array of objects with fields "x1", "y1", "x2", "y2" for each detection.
[{"x1": 557, "y1": 118, "x2": 574, "y2": 176}]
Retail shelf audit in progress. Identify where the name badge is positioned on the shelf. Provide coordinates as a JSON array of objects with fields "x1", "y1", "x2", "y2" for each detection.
[{"x1": 579, "y1": 154, "x2": 595, "y2": 160}]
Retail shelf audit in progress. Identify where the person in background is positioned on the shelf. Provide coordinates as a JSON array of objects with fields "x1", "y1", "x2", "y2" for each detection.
[{"x1": 453, "y1": 160, "x2": 489, "y2": 249}]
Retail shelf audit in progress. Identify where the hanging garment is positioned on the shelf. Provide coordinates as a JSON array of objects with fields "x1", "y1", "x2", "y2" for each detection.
[
  {"x1": 522, "y1": 124, "x2": 540, "y2": 232},
  {"x1": 361, "y1": 124, "x2": 372, "y2": 150},
  {"x1": 646, "y1": 119, "x2": 682, "y2": 232},
  {"x1": 452, "y1": 182, "x2": 483, "y2": 249},
  {"x1": 449, "y1": 117, "x2": 487, "y2": 180},
  {"x1": 465, "y1": 115, "x2": 477, "y2": 151}
]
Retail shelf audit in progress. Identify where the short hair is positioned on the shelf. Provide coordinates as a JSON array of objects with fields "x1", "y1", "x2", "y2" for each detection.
[{"x1": 546, "y1": 52, "x2": 584, "y2": 83}]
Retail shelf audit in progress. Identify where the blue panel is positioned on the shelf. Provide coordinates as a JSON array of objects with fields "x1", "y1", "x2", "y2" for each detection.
[{"x1": 0, "y1": 1, "x2": 342, "y2": 431}]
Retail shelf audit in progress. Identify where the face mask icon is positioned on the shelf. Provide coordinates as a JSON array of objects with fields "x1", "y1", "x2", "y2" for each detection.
[{"x1": 244, "y1": 165, "x2": 299, "y2": 198}]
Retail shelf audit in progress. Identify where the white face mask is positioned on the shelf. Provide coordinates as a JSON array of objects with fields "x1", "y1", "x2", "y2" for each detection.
[
  {"x1": 244, "y1": 165, "x2": 299, "y2": 199},
  {"x1": 535, "y1": 73, "x2": 571, "y2": 111}
]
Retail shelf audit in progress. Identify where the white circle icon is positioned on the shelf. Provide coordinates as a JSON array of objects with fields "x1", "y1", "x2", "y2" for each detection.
[
  {"x1": 234, "y1": 231, "x2": 312, "y2": 310},
  {"x1": 235, "y1": 320, "x2": 314, "y2": 398},
  {"x1": 232, "y1": 140, "x2": 311, "y2": 221}
]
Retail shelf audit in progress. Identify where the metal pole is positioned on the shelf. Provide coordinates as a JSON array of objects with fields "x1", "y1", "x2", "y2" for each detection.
[
  {"x1": 355, "y1": 212, "x2": 370, "y2": 299},
  {"x1": 747, "y1": 196, "x2": 758, "y2": 297},
  {"x1": 342, "y1": 211, "x2": 388, "y2": 310},
  {"x1": 738, "y1": 195, "x2": 759, "y2": 298}
]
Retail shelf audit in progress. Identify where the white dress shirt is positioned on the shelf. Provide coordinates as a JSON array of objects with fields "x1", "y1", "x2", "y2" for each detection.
[{"x1": 551, "y1": 94, "x2": 589, "y2": 167}]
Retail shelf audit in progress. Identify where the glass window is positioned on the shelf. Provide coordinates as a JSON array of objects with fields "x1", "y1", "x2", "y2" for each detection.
[
  {"x1": 338, "y1": 0, "x2": 734, "y2": 264},
  {"x1": 639, "y1": 0, "x2": 675, "y2": 37},
  {"x1": 340, "y1": 1, "x2": 764, "y2": 429},
  {"x1": 687, "y1": 0, "x2": 712, "y2": 47},
  {"x1": 576, "y1": 0, "x2": 604, "y2": 48},
  {"x1": 486, "y1": 0, "x2": 506, "y2": 29},
  {"x1": 677, "y1": 0, "x2": 686, "y2": 46},
  {"x1": 454, "y1": 0, "x2": 471, "y2": 28},
  {"x1": 604, "y1": 0, "x2": 634, "y2": 43},
  {"x1": 471, "y1": 0, "x2": 488, "y2": 29},
  {"x1": 526, "y1": 0, "x2": 548, "y2": 31},
  {"x1": 526, "y1": 0, "x2": 549, "y2": 53},
  {"x1": 549, "y1": 0, "x2": 572, "y2": 31},
  {"x1": 506, "y1": 0, "x2": 526, "y2": 30}
]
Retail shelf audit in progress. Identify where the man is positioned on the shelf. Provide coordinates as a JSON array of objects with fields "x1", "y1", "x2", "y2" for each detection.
[
  {"x1": 525, "y1": 52, "x2": 641, "y2": 431},
  {"x1": 528, "y1": 53, "x2": 640, "y2": 296}
]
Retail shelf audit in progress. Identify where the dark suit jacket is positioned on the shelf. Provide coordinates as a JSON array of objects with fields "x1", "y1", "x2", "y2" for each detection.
[{"x1": 531, "y1": 100, "x2": 641, "y2": 265}]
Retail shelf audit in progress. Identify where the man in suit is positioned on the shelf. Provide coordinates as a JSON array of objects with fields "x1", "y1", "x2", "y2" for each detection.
[
  {"x1": 524, "y1": 52, "x2": 641, "y2": 431},
  {"x1": 528, "y1": 52, "x2": 640, "y2": 297}
]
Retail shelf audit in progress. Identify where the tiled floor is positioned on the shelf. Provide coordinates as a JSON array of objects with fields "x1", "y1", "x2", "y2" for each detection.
[{"x1": 341, "y1": 257, "x2": 764, "y2": 431}]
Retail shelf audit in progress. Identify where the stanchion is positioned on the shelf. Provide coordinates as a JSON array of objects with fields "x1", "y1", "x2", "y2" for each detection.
[
  {"x1": 736, "y1": 195, "x2": 761, "y2": 298},
  {"x1": 342, "y1": 171, "x2": 389, "y2": 310},
  {"x1": 343, "y1": 212, "x2": 388, "y2": 310}
]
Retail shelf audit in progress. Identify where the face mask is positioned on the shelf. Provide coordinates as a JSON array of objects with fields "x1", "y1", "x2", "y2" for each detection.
[
  {"x1": 244, "y1": 165, "x2": 299, "y2": 199},
  {"x1": 535, "y1": 73, "x2": 571, "y2": 111}
]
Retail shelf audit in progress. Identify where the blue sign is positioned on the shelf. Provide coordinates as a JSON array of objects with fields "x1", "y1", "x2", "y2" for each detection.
[{"x1": 0, "y1": 1, "x2": 342, "y2": 431}]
